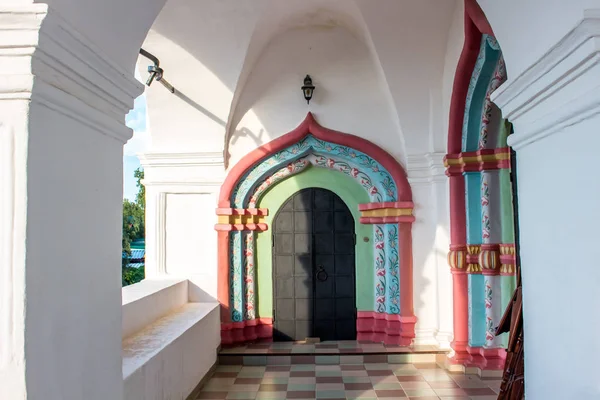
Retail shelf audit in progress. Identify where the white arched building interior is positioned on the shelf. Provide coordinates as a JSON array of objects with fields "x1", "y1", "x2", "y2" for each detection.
[{"x1": 1, "y1": 0, "x2": 599, "y2": 399}]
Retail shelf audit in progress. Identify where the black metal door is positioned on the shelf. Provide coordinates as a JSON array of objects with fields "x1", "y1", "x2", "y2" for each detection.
[{"x1": 272, "y1": 188, "x2": 356, "y2": 341}]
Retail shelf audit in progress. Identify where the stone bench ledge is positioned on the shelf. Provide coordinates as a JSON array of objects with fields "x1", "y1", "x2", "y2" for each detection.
[{"x1": 122, "y1": 302, "x2": 219, "y2": 379}]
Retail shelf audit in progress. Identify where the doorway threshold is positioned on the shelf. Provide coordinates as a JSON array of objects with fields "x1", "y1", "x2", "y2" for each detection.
[{"x1": 219, "y1": 341, "x2": 449, "y2": 366}]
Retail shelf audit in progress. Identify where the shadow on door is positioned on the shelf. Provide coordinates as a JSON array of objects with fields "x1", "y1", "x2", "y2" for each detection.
[{"x1": 272, "y1": 188, "x2": 356, "y2": 341}]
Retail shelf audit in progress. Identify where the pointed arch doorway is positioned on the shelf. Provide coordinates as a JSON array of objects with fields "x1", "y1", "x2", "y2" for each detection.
[
  {"x1": 217, "y1": 113, "x2": 416, "y2": 345},
  {"x1": 272, "y1": 188, "x2": 357, "y2": 341}
]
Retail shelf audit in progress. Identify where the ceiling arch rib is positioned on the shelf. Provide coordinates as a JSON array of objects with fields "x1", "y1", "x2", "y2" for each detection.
[
  {"x1": 354, "y1": 0, "x2": 457, "y2": 156},
  {"x1": 223, "y1": 0, "x2": 405, "y2": 168}
]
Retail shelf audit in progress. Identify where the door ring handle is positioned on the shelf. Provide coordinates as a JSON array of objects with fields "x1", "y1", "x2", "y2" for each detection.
[{"x1": 316, "y1": 266, "x2": 328, "y2": 282}]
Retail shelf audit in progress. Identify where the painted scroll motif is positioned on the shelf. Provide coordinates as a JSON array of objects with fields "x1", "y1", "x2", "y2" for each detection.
[
  {"x1": 375, "y1": 225, "x2": 386, "y2": 313},
  {"x1": 230, "y1": 231, "x2": 244, "y2": 322},
  {"x1": 478, "y1": 57, "x2": 506, "y2": 150},
  {"x1": 233, "y1": 135, "x2": 397, "y2": 208},
  {"x1": 243, "y1": 232, "x2": 256, "y2": 321},
  {"x1": 386, "y1": 224, "x2": 400, "y2": 315}
]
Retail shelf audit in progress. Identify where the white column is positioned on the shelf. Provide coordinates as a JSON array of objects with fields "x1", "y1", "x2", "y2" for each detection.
[
  {"x1": 407, "y1": 152, "x2": 452, "y2": 347},
  {"x1": 493, "y1": 10, "x2": 600, "y2": 400},
  {"x1": 0, "y1": 6, "x2": 141, "y2": 400},
  {"x1": 430, "y1": 155, "x2": 454, "y2": 349}
]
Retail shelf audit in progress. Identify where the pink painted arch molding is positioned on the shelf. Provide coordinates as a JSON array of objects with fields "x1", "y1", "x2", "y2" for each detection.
[
  {"x1": 217, "y1": 113, "x2": 416, "y2": 345},
  {"x1": 218, "y1": 112, "x2": 412, "y2": 207}
]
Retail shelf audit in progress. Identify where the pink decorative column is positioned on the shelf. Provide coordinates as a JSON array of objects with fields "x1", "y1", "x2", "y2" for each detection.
[
  {"x1": 447, "y1": 175, "x2": 470, "y2": 363},
  {"x1": 479, "y1": 244, "x2": 506, "y2": 368},
  {"x1": 445, "y1": 0, "x2": 496, "y2": 367},
  {"x1": 399, "y1": 222, "x2": 417, "y2": 343}
]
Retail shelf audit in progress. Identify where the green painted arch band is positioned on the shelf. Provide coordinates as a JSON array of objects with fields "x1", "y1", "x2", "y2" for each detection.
[{"x1": 256, "y1": 167, "x2": 374, "y2": 318}]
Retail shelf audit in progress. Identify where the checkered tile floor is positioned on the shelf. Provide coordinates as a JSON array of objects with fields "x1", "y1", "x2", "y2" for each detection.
[{"x1": 196, "y1": 363, "x2": 500, "y2": 399}]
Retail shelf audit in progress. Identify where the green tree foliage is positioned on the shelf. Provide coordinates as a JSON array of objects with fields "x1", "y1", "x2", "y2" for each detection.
[
  {"x1": 134, "y1": 167, "x2": 145, "y2": 209},
  {"x1": 122, "y1": 263, "x2": 144, "y2": 286},
  {"x1": 122, "y1": 168, "x2": 145, "y2": 286}
]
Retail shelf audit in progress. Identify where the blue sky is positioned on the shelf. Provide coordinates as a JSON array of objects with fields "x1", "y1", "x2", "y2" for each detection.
[{"x1": 124, "y1": 94, "x2": 150, "y2": 201}]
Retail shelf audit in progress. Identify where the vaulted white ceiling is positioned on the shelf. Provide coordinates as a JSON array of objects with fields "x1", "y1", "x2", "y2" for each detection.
[{"x1": 136, "y1": 0, "x2": 460, "y2": 164}]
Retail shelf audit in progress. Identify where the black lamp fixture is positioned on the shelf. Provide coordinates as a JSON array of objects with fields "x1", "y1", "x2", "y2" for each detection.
[{"x1": 301, "y1": 75, "x2": 315, "y2": 104}]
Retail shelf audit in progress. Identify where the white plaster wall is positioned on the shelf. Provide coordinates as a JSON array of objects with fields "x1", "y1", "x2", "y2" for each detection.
[
  {"x1": 491, "y1": 8, "x2": 600, "y2": 397},
  {"x1": 477, "y1": 0, "x2": 600, "y2": 79},
  {"x1": 123, "y1": 303, "x2": 220, "y2": 400},
  {"x1": 0, "y1": 98, "x2": 29, "y2": 400},
  {"x1": 24, "y1": 100, "x2": 125, "y2": 400},
  {"x1": 0, "y1": 3, "x2": 159, "y2": 398},
  {"x1": 355, "y1": 0, "x2": 457, "y2": 156},
  {"x1": 140, "y1": 151, "x2": 224, "y2": 302},
  {"x1": 33, "y1": 0, "x2": 166, "y2": 71},
  {"x1": 139, "y1": 0, "x2": 266, "y2": 154},
  {"x1": 142, "y1": 0, "x2": 462, "y2": 166},
  {"x1": 516, "y1": 116, "x2": 600, "y2": 400},
  {"x1": 407, "y1": 154, "x2": 451, "y2": 348},
  {"x1": 229, "y1": 25, "x2": 405, "y2": 168},
  {"x1": 122, "y1": 279, "x2": 188, "y2": 339},
  {"x1": 140, "y1": 31, "x2": 231, "y2": 153},
  {"x1": 410, "y1": 183, "x2": 440, "y2": 345},
  {"x1": 441, "y1": 0, "x2": 465, "y2": 150},
  {"x1": 432, "y1": 7, "x2": 462, "y2": 345},
  {"x1": 164, "y1": 193, "x2": 219, "y2": 299},
  {"x1": 432, "y1": 178, "x2": 453, "y2": 347}
]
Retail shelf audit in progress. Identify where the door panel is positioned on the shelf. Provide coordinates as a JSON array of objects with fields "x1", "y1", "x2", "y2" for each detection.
[
  {"x1": 275, "y1": 234, "x2": 293, "y2": 254},
  {"x1": 273, "y1": 188, "x2": 356, "y2": 341},
  {"x1": 335, "y1": 210, "x2": 354, "y2": 232},
  {"x1": 294, "y1": 233, "x2": 311, "y2": 254},
  {"x1": 274, "y1": 255, "x2": 293, "y2": 276},
  {"x1": 295, "y1": 211, "x2": 312, "y2": 232},
  {"x1": 335, "y1": 276, "x2": 355, "y2": 298},
  {"x1": 294, "y1": 254, "x2": 311, "y2": 275},
  {"x1": 335, "y1": 234, "x2": 354, "y2": 254},
  {"x1": 275, "y1": 212, "x2": 293, "y2": 232},
  {"x1": 314, "y1": 233, "x2": 334, "y2": 255},
  {"x1": 335, "y1": 254, "x2": 354, "y2": 271},
  {"x1": 294, "y1": 277, "x2": 312, "y2": 299},
  {"x1": 314, "y1": 211, "x2": 333, "y2": 232}
]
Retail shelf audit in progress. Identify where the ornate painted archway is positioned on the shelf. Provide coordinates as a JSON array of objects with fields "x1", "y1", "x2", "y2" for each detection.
[
  {"x1": 444, "y1": 0, "x2": 517, "y2": 371},
  {"x1": 216, "y1": 113, "x2": 416, "y2": 345}
]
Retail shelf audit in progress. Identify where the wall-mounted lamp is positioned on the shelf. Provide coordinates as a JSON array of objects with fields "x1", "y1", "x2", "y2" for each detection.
[{"x1": 301, "y1": 75, "x2": 315, "y2": 104}]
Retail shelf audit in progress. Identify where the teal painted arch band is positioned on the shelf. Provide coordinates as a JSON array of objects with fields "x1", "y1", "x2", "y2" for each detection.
[
  {"x1": 231, "y1": 135, "x2": 398, "y2": 208},
  {"x1": 464, "y1": 172, "x2": 483, "y2": 245},
  {"x1": 462, "y1": 34, "x2": 501, "y2": 153}
]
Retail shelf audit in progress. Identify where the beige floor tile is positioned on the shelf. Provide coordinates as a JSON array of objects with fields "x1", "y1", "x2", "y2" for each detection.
[
  {"x1": 400, "y1": 381, "x2": 432, "y2": 390},
  {"x1": 229, "y1": 384, "x2": 260, "y2": 392},
  {"x1": 369, "y1": 375, "x2": 399, "y2": 383},
  {"x1": 255, "y1": 392, "x2": 287, "y2": 399},
  {"x1": 433, "y1": 388, "x2": 468, "y2": 397},
  {"x1": 404, "y1": 388, "x2": 438, "y2": 397}
]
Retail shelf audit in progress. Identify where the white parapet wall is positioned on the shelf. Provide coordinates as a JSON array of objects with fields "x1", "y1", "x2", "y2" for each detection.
[
  {"x1": 122, "y1": 279, "x2": 189, "y2": 339},
  {"x1": 122, "y1": 279, "x2": 220, "y2": 400}
]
